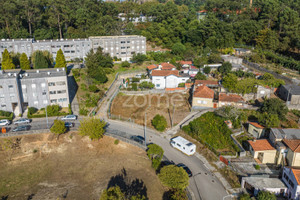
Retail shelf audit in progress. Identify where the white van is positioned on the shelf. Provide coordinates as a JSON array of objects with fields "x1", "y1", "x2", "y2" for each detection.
[{"x1": 170, "y1": 136, "x2": 196, "y2": 156}]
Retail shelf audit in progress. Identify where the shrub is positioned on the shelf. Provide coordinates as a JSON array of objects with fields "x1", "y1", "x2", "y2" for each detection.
[
  {"x1": 85, "y1": 93, "x2": 101, "y2": 107},
  {"x1": 79, "y1": 118, "x2": 106, "y2": 140},
  {"x1": 159, "y1": 165, "x2": 189, "y2": 190},
  {"x1": 147, "y1": 144, "x2": 164, "y2": 170},
  {"x1": 88, "y1": 84, "x2": 99, "y2": 93},
  {"x1": 68, "y1": 104, "x2": 72, "y2": 115},
  {"x1": 169, "y1": 189, "x2": 188, "y2": 200},
  {"x1": 46, "y1": 105, "x2": 61, "y2": 116},
  {"x1": 152, "y1": 114, "x2": 167, "y2": 131},
  {"x1": 139, "y1": 81, "x2": 154, "y2": 89},
  {"x1": 114, "y1": 139, "x2": 119, "y2": 145},
  {"x1": 131, "y1": 77, "x2": 140, "y2": 82},
  {"x1": 80, "y1": 83, "x2": 87, "y2": 91},
  {"x1": 28, "y1": 107, "x2": 38, "y2": 115},
  {"x1": 255, "y1": 164, "x2": 261, "y2": 170},
  {"x1": 131, "y1": 83, "x2": 138, "y2": 91},
  {"x1": 50, "y1": 120, "x2": 67, "y2": 135},
  {"x1": 72, "y1": 69, "x2": 80, "y2": 78},
  {"x1": 121, "y1": 61, "x2": 130, "y2": 68},
  {"x1": 178, "y1": 83, "x2": 185, "y2": 87},
  {"x1": 79, "y1": 107, "x2": 89, "y2": 116}
]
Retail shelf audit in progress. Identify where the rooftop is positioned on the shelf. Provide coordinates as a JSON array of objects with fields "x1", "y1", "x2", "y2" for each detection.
[
  {"x1": 248, "y1": 139, "x2": 275, "y2": 151},
  {"x1": 291, "y1": 168, "x2": 300, "y2": 185},
  {"x1": 160, "y1": 63, "x2": 176, "y2": 70},
  {"x1": 0, "y1": 68, "x2": 66, "y2": 79},
  {"x1": 219, "y1": 93, "x2": 244, "y2": 103},
  {"x1": 147, "y1": 64, "x2": 158, "y2": 70},
  {"x1": 193, "y1": 85, "x2": 215, "y2": 99},
  {"x1": 282, "y1": 84, "x2": 300, "y2": 95},
  {"x1": 177, "y1": 61, "x2": 192, "y2": 65},
  {"x1": 283, "y1": 139, "x2": 300, "y2": 152},
  {"x1": 171, "y1": 136, "x2": 195, "y2": 147},
  {"x1": 195, "y1": 80, "x2": 219, "y2": 86},
  {"x1": 248, "y1": 122, "x2": 264, "y2": 129},
  {"x1": 271, "y1": 128, "x2": 300, "y2": 140},
  {"x1": 242, "y1": 177, "x2": 287, "y2": 189},
  {"x1": 151, "y1": 70, "x2": 179, "y2": 77}
]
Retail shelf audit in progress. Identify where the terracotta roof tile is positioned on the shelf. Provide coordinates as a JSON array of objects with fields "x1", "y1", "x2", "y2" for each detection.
[
  {"x1": 283, "y1": 139, "x2": 300, "y2": 152},
  {"x1": 177, "y1": 61, "x2": 192, "y2": 65},
  {"x1": 291, "y1": 169, "x2": 300, "y2": 185},
  {"x1": 151, "y1": 70, "x2": 179, "y2": 77},
  {"x1": 249, "y1": 122, "x2": 265, "y2": 129},
  {"x1": 219, "y1": 93, "x2": 244, "y2": 103},
  {"x1": 147, "y1": 64, "x2": 158, "y2": 70},
  {"x1": 248, "y1": 139, "x2": 275, "y2": 151},
  {"x1": 161, "y1": 63, "x2": 176, "y2": 70},
  {"x1": 193, "y1": 85, "x2": 214, "y2": 99},
  {"x1": 195, "y1": 80, "x2": 218, "y2": 86}
]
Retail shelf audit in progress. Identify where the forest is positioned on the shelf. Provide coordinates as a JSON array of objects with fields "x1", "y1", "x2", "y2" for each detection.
[{"x1": 0, "y1": 0, "x2": 299, "y2": 57}]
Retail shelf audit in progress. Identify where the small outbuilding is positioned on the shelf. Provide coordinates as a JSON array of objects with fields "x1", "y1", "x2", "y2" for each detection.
[
  {"x1": 248, "y1": 122, "x2": 265, "y2": 138},
  {"x1": 248, "y1": 139, "x2": 276, "y2": 164}
]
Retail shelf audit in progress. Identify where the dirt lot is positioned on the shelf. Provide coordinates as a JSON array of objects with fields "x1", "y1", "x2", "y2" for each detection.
[
  {"x1": 111, "y1": 93, "x2": 191, "y2": 129},
  {"x1": 0, "y1": 133, "x2": 165, "y2": 200}
]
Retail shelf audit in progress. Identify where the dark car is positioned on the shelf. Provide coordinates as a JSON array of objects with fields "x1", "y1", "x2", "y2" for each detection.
[
  {"x1": 12, "y1": 125, "x2": 31, "y2": 132},
  {"x1": 160, "y1": 160, "x2": 175, "y2": 168},
  {"x1": 64, "y1": 122, "x2": 74, "y2": 128},
  {"x1": 130, "y1": 135, "x2": 145, "y2": 144},
  {"x1": 177, "y1": 163, "x2": 193, "y2": 177}
]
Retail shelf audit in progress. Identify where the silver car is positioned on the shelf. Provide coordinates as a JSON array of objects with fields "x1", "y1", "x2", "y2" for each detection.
[
  {"x1": 13, "y1": 118, "x2": 31, "y2": 125},
  {"x1": 0, "y1": 119, "x2": 10, "y2": 126},
  {"x1": 61, "y1": 115, "x2": 77, "y2": 121}
]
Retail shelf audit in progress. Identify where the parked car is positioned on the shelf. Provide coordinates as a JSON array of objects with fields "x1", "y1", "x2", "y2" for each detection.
[
  {"x1": 0, "y1": 119, "x2": 10, "y2": 126},
  {"x1": 177, "y1": 163, "x2": 193, "y2": 177},
  {"x1": 13, "y1": 118, "x2": 31, "y2": 125},
  {"x1": 61, "y1": 115, "x2": 77, "y2": 121},
  {"x1": 130, "y1": 135, "x2": 145, "y2": 144},
  {"x1": 64, "y1": 122, "x2": 74, "y2": 128},
  {"x1": 12, "y1": 125, "x2": 31, "y2": 132}
]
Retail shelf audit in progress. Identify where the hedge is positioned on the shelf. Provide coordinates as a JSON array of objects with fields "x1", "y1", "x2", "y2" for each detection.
[{"x1": 0, "y1": 110, "x2": 14, "y2": 120}]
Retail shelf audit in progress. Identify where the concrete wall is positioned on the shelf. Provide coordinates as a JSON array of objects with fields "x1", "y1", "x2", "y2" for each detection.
[
  {"x1": 286, "y1": 149, "x2": 300, "y2": 167},
  {"x1": 248, "y1": 124, "x2": 265, "y2": 138},
  {"x1": 283, "y1": 167, "x2": 300, "y2": 199},
  {"x1": 0, "y1": 77, "x2": 21, "y2": 114},
  {"x1": 252, "y1": 149, "x2": 276, "y2": 164}
]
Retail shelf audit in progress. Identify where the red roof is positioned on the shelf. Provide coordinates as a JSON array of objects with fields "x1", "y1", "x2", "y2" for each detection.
[
  {"x1": 248, "y1": 139, "x2": 275, "y2": 151},
  {"x1": 190, "y1": 66, "x2": 198, "y2": 69},
  {"x1": 219, "y1": 93, "x2": 244, "y2": 103},
  {"x1": 193, "y1": 85, "x2": 214, "y2": 99},
  {"x1": 177, "y1": 61, "x2": 192, "y2": 65},
  {"x1": 291, "y1": 169, "x2": 300, "y2": 185},
  {"x1": 161, "y1": 63, "x2": 176, "y2": 70},
  {"x1": 195, "y1": 80, "x2": 218, "y2": 86},
  {"x1": 147, "y1": 64, "x2": 158, "y2": 70},
  {"x1": 249, "y1": 122, "x2": 264, "y2": 129},
  {"x1": 151, "y1": 70, "x2": 179, "y2": 77},
  {"x1": 283, "y1": 139, "x2": 300, "y2": 153}
]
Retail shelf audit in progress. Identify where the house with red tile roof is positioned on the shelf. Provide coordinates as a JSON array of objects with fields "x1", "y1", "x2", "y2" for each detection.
[
  {"x1": 177, "y1": 60, "x2": 193, "y2": 68},
  {"x1": 218, "y1": 93, "x2": 244, "y2": 107},
  {"x1": 282, "y1": 167, "x2": 300, "y2": 199},
  {"x1": 147, "y1": 64, "x2": 158, "y2": 71},
  {"x1": 194, "y1": 80, "x2": 219, "y2": 90},
  {"x1": 160, "y1": 62, "x2": 176, "y2": 70},
  {"x1": 283, "y1": 139, "x2": 300, "y2": 167},
  {"x1": 151, "y1": 70, "x2": 189, "y2": 89},
  {"x1": 192, "y1": 85, "x2": 217, "y2": 109},
  {"x1": 248, "y1": 122, "x2": 265, "y2": 138},
  {"x1": 248, "y1": 139, "x2": 276, "y2": 164}
]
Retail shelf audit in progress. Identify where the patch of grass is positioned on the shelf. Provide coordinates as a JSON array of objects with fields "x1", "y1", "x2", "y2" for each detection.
[{"x1": 218, "y1": 167, "x2": 240, "y2": 188}]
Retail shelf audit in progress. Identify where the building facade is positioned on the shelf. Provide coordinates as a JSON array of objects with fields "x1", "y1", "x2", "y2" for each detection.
[
  {"x1": 0, "y1": 35, "x2": 146, "y2": 62},
  {"x1": 151, "y1": 70, "x2": 189, "y2": 89},
  {"x1": 0, "y1": 68, "x2": 69, "y2": 115},
  {"x1": 282, "y1": 167, "x2": 300, "y2": 199}
]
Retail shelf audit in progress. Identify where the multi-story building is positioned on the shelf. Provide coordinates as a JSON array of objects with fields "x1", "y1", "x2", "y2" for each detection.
[
  {"x1": 0, "y1": 68, "x2": 69, "y2": 115},
  {"x1": 0, "y1": 35, "x2": 146, "y2": 62}
]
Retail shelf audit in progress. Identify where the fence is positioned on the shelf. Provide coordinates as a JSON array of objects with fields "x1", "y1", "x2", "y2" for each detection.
[{"x1": 108, "y1": 84, "x2": 122, "y2": 118}]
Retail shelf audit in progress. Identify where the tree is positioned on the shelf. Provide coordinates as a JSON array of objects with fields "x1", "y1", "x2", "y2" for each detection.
[
  {"x1": 55, "y1": 49, "x2": 66, "y2": 68},
  {"x1": 33, "y1": 50, "x2": 50, "y2": 69},
  {"x1": 260, "y1": 98, "x2": 288, "y2": 120},
  {"x1": 100, "y1": 186, "x2": 125, "y2": 200},
  {"x1": 238, "y1": 193, "x2": 251, "y2": 200},
  {"x1": 222, "y1": 74, "x2": 238, "y2": 92},
  {"x1": 169, "y1": 189, "x2": 188, "y2": 200},
  {"x1": 121, "y1": 61, "x2": 130, "y2": 68},
  {"x1": 203, "y1": 66, "x2": 211, "y2": 74},
  {"x1": 1, "y1": 49, "x2": 15, "y2": 70},
  {"x1": 139, "y1": 81, "x2": 154, "y2": 89},
  {"x1": 131, "y1": 53, "x2": 147, "y2": 65},
  {"x1": 194, "y1": 72, "x2": 207, "y2": 80},
  {"x1": 152, "y1": 115, "x2": 167, "y2": 131},
  {"x1": 258, "y1": 112, "x2": 280, "y2": 128},
  {"x1": 257, "y1": 190, "x2": 276, "y2": 200},
  {"x1": 50, "y1": 120, "x2": 66, "y2": 135},
  {"x1": 158, "y1": 165, "x2": 189, "y2": 190},
  {"x1": 147, "y1": 143, "x2": 164, "y2": 170},
  {"x1": 218, "y1": 62, "x2": 232, "y2": 74},
  {"x1": 171, "y1": 42, "x2": 186, "y2": 56},
  {"x1": 20, "y1": 53, "x2": 31, "y2": 70},
  {"x1": 79, "y1": 118, "x2": 106, "y2": 140}
]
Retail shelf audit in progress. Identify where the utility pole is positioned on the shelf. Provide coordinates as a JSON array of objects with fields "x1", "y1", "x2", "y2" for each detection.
[
  {"x1": 171, "y1": 105, "x2": 175, "y2": 127},
  {"x1": 144, "y1": 106, "x2": 150, "y2": 147}
]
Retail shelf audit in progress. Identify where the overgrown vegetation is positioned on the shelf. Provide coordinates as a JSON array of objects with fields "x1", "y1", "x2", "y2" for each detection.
[
  {"x1": 27, "y1": 105, "x2": 71, "y2": 118},
  {"x1": 78, "y1": 118, "x2": 106, "y2": 140},
  {"x1": 147, "y1": 144, "x2": 164, "y2": 170},
  {"x1": 0, "y1": 110, "x2": 13, "y2": 120},
  {"x1": 50, "y1": 120, "x2": 66, "y2": 135},
  {"x1": 158, "y1": 165, "x2": 189, "y2": 190},
  {"x1": 152, "y1": 115, "x2": 168, "y2": 132}
]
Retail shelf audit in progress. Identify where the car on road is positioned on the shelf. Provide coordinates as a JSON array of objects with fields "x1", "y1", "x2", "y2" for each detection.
[
  {"x1": 177, "y1": 163, "x2": 193, "y2": 177},
  {"x1": 64, "y1": 122, "x2": 74, "y2": 128},
  {"x1": 12, "y1": 125, "x2": 31, "y2": 132},
  {"x1": 61, "y1": 115, "x2": 77, "y2": 121},
  {"x1": 0, "y1": 119, "x2": 11, "y2": 126},
  {"x1": 13, "y1": 118, "x2": 31, "y2": 125},
  {"x1": 130, "y1": 135, "x2": 145, "y2": 144}
]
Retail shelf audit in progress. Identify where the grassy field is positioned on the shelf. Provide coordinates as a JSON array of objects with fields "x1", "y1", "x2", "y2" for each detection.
[
  {"x1": 111, "y1": 92, "x2": 191, "y2": 129},
  {"x1": 0, "y1": 133, "x2": 165, "y2": 200}
]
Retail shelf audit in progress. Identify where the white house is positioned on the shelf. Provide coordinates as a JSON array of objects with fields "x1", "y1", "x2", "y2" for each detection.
[
  {"x1": 221, "y1": 55, "x2": 243, "y2": 64},
  {"x1": 203, "y1": 64, "x2": 222, "y2": 71},
  {"x1": 151, "y1": 70, "x2": 189, "y2": 89},
  {"x1": 282, "y1": 167, "x2": 300, "y2": 199}
]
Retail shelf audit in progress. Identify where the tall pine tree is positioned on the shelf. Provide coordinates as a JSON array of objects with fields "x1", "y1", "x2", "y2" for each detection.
[
  {"x1": 2, "y1": 49, "x2": 15, "y2": 70},
  {"x1": 33, "y1": 51, "x2": 49, "y2": 69},
  {"x1": 20, "y1": 53, "x2": 31, "y2": 70},
  {"x1": 54, "y1": 49, "x2": 66, "y2": 68}
]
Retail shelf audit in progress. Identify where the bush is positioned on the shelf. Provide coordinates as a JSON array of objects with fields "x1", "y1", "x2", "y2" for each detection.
[
  {"x1": 121, "y1": 61, "x2": 130, "y2": 68},
  {"x1": 159, "y1": 165, "x2": 189, "y2": 190},
  {"x1": 79, "y1": 118, "x2": 106, "y2": 140},
  {"x1": 178, "y1": 83, "x2": 185, "y2": 87},
  {"x1": 0, "y1": 110, "x2": 13, "y2": 120},
  {"x1": 88, "y1": 84, "x2": 99, "y2": 93},
  {"x1": 152, "y1": 114, "x2": 167, "y2": 131},
  {"x1": 131, "y1": 83, "x2": 138, "y2": 91},
  {"x1": 28, "y1": 107, "x2": 38, "y2": 115},
  {"x1": 147, "y1": 144, "x2": 164, "y2": 170},
  {"x1": 79, "y1": 107, "x2": 89, "y2": 116},
  {"x1": 80, "y1": 83, "x2": 87, "y2": 91},
  {"x1": 139, "y1": 81, "x2": 154, "y2": 89},
  {"x1": 131, "y1": 77, "x2": 140, "y2": 82},
  {"x1": 85, "y1": 93, "x2": 101, "y2": 107},
  {"x1": 114, "y1": 139, "x2": 119, "y2": 145},
  {"x1": 72, "y1": 69, "x2": 80, "y2": 78},
  {"x1": 46, "y1": 105, "x2": 61, "y2": 116},
  {"x1": 50, "y1": 120, "x2": 67, "y2": 135},
  {"x1": 169, "y1": 189, "x2": 188, "y2": 200},
  {"x1": 255, "y1": 164, "x2": 261, "y2": 170},
  {"x1": 68, "y1": 104, "x2": 72, "y2": 115}
]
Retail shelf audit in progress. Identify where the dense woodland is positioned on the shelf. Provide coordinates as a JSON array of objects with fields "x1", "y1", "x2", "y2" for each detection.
[{"x1": 0, "y1": 0, "x2": 299, "y2": 57}]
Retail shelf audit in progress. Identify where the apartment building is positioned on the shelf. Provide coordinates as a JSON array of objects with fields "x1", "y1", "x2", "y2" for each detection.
[
  {"x1": 0, "y1": 35, "x2": 146, "y2": 61},
  {"x1": 0, "y1": 68, "x2": 69, "y2": 115}
]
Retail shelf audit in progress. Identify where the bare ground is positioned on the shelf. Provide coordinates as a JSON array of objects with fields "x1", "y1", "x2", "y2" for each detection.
[
  {"x1": 111, "y1": 93, "x2": 191, "y2": 129},
  {"x1": 0, "y1": 132, "x2": 165, "y2": 200}
]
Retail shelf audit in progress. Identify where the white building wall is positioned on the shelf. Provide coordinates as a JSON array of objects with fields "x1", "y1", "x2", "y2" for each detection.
[
  {"x1": 152, "y1": 76, "x2": 165, "y2": 89},
  {"x1": 283, "y1": 167, "x2": 300, "y2": 199}
]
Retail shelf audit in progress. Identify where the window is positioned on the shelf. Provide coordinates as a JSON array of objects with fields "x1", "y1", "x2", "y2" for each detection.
[
  {"x1": 64, "y1": 45, "x2": 70, "y2": 48},
  {"x1": 43, "y1": 100, "x2": 48, "y2": 104},
  {"x1": 50, "y1": 99, "x2": 57, "y2": 103},
  {"x1": 48, "y1": 82, "x2": 55, "y2": 86},
  {"x1": 121, "y1": 47, "x2": 125, "y2": 49},
  {"x1": 127, "y1": 41, "x2": 130, "y2": 43},
  {"x1": 1, "y1": 104, "x2": 6, "y2": 108},
  {"x1": 121, "y1": 52, "x2": 126, "y2": 54},
  {"x1": 32, "y1": 93, "x2": 37, "y2": 97},
  {"x1": 32, "y1": 84, "x2": 36, "y2": 88},
  {"x1": 41, "y1": 83, "x2": 46, "y2": 87},
  {"x1": 121, "y1": 41, "x2": 125, "y2": 44},
  {"x1": 57, "y1": 90, "x2": 66, "y2": 94},
  {"x1": 34, "y1": 101, "x2": 38, "y2": 104},
  {"x1": 50, "y1": 91, "x2": 56, "y2": 95},
  {"x1": 10, "y1": 94, "x2": 15, "y2": 98},
  {"x1": 0, "y1": 85, "x2": 2, "y2": 89},
  {"x1": 42, "y1": 91, "x2": 47, "y2": 95},
  {"x1": 8, "y1": 85, "x2": 13, "y2": 88},
  {"x1": 56, "y1": 45, "x2": 61, "y2": 48},
  {"x1": 156, "y1": 84, "x2": 160, "y2": 87},
  {"x1": 64, "y1": 51, "x2": 70, "y2": 53},
  {"x1": 56, "y1": 81, "x2": 66, "y2": 86},
  {"x1": 177, "y1": 143, "x2": 181, "y2": 147},
  {"x1": 58, "y1": 98, "x2": 67, "y2": 102},
  {"x1": 127, "y1": 46, "x2": 130, "y2": 49}
]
